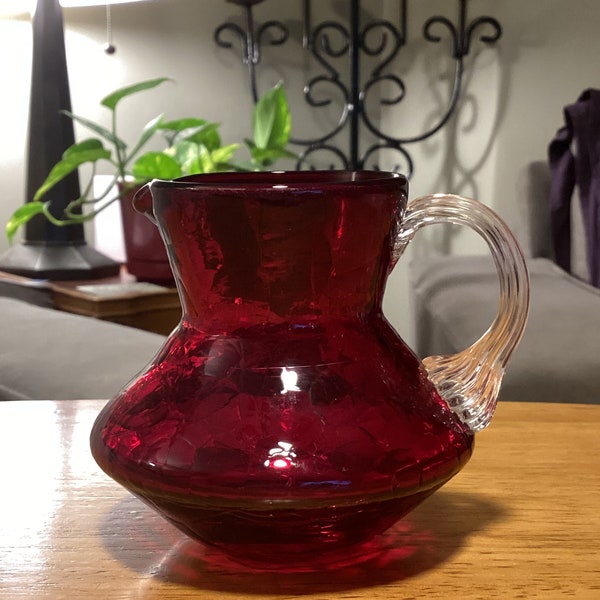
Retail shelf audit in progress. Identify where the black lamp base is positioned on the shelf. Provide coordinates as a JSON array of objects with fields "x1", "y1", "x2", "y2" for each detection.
[{"x1": 0, "y1": 242, "x2": 121, "y2": 281}]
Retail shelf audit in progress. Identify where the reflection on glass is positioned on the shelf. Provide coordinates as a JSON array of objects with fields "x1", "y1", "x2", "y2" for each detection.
[
  {"x1": 280, "y1": 366, "x2": 300, "y2": 394},
  {"x1": 264, "y1": 441, "x2": 297, "y2": 469}
]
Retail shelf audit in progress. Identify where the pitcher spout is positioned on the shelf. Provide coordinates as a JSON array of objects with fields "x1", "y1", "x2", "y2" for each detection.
[{"x1": 132, "y1": 182, "x2": 157, "y2": 224}]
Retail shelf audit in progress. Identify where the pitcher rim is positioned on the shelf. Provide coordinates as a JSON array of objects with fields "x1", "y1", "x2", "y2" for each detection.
[{"x1": 148, "y1": 170, "x2": 407, "y2": 192}]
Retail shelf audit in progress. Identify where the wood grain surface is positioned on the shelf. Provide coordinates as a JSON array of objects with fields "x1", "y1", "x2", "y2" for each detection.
[{"x1": 1, "y1": 399, "x2": 598, "y2": 599}]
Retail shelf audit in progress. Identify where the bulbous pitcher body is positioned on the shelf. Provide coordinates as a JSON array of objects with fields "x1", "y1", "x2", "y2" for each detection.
[{"x1": 91, "y1": 171, "x2": 528, "y2": 569}]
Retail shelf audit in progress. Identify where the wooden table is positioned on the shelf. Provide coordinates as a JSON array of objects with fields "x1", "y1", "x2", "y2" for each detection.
[
  {"x1": 1, "y1": 400, "x2": 598, "y2": 599},
  {"x1": 0, "y1": 269, "x2": 180, "y2": 335},
  {"x1": 49, "y1": 278, "x2": 180, "y2": 335}
]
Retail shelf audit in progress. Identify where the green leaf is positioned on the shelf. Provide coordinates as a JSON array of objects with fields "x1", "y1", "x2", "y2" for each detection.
[
  {"x1": 159, "y1": 118, "x2": 208, "y2": 132},
  {"x1": 170, "y1": 143, "x2": 213, "y2": 175},
  {"x1": 170, "y1": 122, "x2": 222, "y2": 150},
  {"x1": 197, "y1": 146, "x2": 216, "y2": 173},
  {"x1": 100, "y1": 77, "x2": 171, "y2": 111},
  {"x1": 185, "y1": 156, "x2": 205, "y2": 175},
  {"x1": 125, "y1": 114, "x2": 164, "y2": 165},
  {"x1": 250, "y1": 146, "x2": 298, "y2": 169},
  {"x1": 63, "y1": 111, "x2": 126, "y2": 150},
  {"x1": 167, "y1": 142, "x2": 208, "y2": 174},
  {"x1": 158, "y1": 118, "x2": 208, "y2": 146},
  {"x1": 165, "y1": 141, "x2": 198, "y2": 170},
  {"x1": 33, "y1": 142, "x2": 111, "y2": 201},
  {"x1": 131, "y1": 151, "x2": 183, "y2": 180},
  {"x1": 210, "y1": 143, "x2": 240, "y2": 165},
  {"x1": 253, "y1": 82, "x2": 291, "y2": 150},
  {"x1": 6, "y1": 202, "x2": 45, "y2": 242},
  {"x1": 63, "y1": 138, "x2": 105, "y2": 157},
  {"x1": 189, "y1": 123, "x2": 221, "y2": 151},
  {"x1": 226, "y1": 159, "x2": 261, "y2": 172}
]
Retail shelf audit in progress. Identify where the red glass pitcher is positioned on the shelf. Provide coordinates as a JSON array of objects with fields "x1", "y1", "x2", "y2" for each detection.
[{"x1": 90, "y1": 171, "x2": 529, "y2": 569}]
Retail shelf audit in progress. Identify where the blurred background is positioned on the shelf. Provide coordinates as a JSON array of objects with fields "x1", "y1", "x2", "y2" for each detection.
[{"x1": 0, "y1": 0, "x2": 597, "y2": 341}]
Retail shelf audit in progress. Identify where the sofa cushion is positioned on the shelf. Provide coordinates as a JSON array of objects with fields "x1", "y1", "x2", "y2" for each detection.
[
  {"x1": 0, "y1": 297, "x2": 165, "y2": 400},
  {"x1": 410, "y1": 255, "x2": 600, "y2": 404}
]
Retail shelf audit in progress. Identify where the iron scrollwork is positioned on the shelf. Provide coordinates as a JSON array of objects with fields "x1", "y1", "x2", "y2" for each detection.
[
  {"x1": 214, "y1": 0, "x2": 289, "y2": 103},
  {"x1": 214, "y1": 0, "x2": 502, "y2": 175}
]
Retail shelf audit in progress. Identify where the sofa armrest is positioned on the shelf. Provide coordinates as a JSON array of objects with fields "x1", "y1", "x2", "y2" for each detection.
[
  {"x1": 0, "y1": 297, "x2": 166, "y2": 401},
  {"x1": 410, "y1": 255, "x2": 600, "y2": 404}
]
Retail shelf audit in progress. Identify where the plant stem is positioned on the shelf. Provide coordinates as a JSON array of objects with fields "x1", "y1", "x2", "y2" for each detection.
[{"x1": 112, "y1": 110, "x2": 126, "y2": 180}]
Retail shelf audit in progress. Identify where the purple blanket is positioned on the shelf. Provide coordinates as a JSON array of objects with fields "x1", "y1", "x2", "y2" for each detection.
[{"x1": 549, "y1": 88, "x2": 600, "y2": 287}]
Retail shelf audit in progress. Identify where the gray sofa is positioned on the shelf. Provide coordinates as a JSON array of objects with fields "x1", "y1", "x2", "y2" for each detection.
[
  {"x1": 410, "y1": 161, "x2": 600, "y2": 404},
  {"x1": 0, "y1": 296, "x2": 165, "y2": 400}
]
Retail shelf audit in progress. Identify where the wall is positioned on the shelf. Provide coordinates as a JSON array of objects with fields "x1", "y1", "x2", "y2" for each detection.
[
  {"x1": 1, "y1": 0, "x2": 599, "y2": 340},
  {"x1": 380, "y1": 0, "x2": 600, "y2": 341}
]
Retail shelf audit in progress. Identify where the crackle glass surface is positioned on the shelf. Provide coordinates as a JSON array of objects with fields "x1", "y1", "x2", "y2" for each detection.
[{"x1": 90, "y1": 171, "x2": 474, "y2": 569}]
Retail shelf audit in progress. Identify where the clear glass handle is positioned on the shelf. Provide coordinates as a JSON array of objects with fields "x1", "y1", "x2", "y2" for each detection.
[{"x1": 396, "y1": 194, "x2": 530, "y2": 432}]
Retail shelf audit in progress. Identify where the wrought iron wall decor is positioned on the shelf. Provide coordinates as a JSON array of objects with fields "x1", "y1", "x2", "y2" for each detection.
[{"x1": 215, "y1": 0, "x2": 502, "y2": 175}]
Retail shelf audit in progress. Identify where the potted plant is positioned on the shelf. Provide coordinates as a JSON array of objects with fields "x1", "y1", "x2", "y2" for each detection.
[{"x1": 6, "y1": 77, "x2": 295, "y2": 282}]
